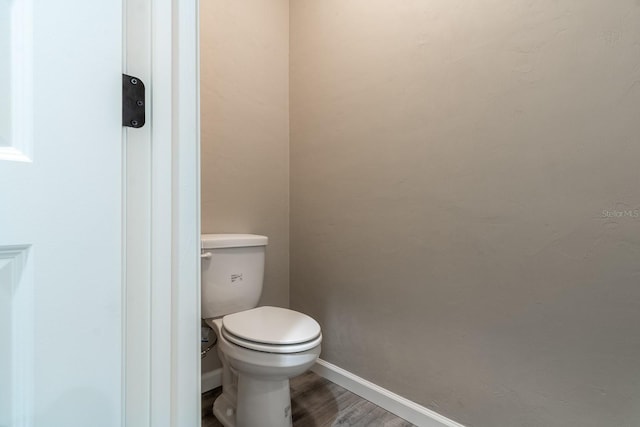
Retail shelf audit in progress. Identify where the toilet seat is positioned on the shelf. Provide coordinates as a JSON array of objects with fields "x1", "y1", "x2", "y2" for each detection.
[
  {"x1": 221, "y1": 306, "x2": 322, "y2": 354},
  {"x1": 222, "y1": 328, "x2": 322, "y2": 354}
]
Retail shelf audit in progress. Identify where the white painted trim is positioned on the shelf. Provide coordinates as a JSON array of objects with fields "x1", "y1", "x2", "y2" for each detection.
[
  {"x1": 312, "y1": 359, "x2": 466, "y2": 427},
  {"x1": 123, "y1": 0, "x2": 200, "y2": 425},
  {"x1": 170, "y1": 0, "x2": 202, "y2": 425},
  {"x1": 201, "y1": 369, "x2": 223, "y2": 394},
  {"x1": 146, "y1": 0, "x2": 201, "y2": 424},
  {"x1": 149, "y1": 0, "x2": 174, "y2": 424}
]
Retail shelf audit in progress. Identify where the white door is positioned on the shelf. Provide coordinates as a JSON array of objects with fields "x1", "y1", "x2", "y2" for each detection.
[{"x1": 0, "y1": 1, "x2": 125, "y2": 426}]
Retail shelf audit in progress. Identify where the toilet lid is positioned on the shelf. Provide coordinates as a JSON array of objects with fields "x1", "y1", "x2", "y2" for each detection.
[{"x1": 222, "y1": 306, "x2": 321, "y2": 346}]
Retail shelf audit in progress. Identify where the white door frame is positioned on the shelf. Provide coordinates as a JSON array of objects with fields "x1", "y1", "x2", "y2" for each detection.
[
  {"x1": 164, "y1": 0, "x2": 201, "y2": 423},
  {"x1": 123, "y1": 0, "x2": 200, "y2": 425}
]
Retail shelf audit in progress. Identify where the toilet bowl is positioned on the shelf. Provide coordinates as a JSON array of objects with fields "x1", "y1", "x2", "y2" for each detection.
[{"x1": 201, "y1": 235, "x2": 322, "y2": 427}]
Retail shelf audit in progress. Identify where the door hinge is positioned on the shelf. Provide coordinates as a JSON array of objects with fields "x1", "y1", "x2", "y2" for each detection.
[{"x1": 122, "y1": 74, "x2": 145, "y2": 128}]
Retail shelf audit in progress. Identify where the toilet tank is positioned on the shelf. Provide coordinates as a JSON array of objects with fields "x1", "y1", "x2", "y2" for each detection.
[{"x1": 201, "y1": 234, "x2": 268, "y2": 319}]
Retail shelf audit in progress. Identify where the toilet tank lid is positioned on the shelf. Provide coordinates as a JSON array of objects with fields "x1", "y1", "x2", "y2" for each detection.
[{"x1": 201, "y1": 234, "x2": 268, "y2": 249}]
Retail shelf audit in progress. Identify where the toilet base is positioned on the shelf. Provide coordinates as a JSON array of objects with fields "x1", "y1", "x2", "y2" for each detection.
[
  {"x1": 213, "y1": 394, "x2": 236, "y2": 427},
  {"x1": 237, "y1": 375, "x2": 292, "y2": 427},
  {"x1": 213, "y1": 375, "x2": 292, "y2": 427}
]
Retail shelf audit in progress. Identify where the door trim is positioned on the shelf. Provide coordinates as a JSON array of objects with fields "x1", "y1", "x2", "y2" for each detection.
[
  {"x1": 168, "y1": 0, "x2": 201, "y2": 424},
  {"x1": 123, "y1": 0, "x2": 200, "y2": 425}
]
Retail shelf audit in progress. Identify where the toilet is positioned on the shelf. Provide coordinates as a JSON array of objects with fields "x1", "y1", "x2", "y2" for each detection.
[{"x1": 201, "y1": 234, "x2": 322, "y2": 427}]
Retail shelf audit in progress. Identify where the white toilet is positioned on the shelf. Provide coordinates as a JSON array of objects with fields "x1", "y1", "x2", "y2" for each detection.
[{"x1": 201, "y1": 234, "x2": 322, "y2": 427}]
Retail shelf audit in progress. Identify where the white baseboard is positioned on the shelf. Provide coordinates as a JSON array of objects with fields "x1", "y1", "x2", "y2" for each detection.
[
  {"x1": 201, "y1": 368, "x2": 222, "y2": 393},
  {"x1": 311, "y1": 359, "x2": 466, "y2": 427}
]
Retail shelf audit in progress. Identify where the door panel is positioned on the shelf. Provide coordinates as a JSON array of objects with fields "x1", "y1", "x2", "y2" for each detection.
[{"x1": 0, "y1": 1, "x2": 123, "y2": 426}]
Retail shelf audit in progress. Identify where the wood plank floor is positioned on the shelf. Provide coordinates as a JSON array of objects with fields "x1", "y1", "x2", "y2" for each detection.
[{"x1": 202, "y1": 371, "x2": 415, "y2": 427}]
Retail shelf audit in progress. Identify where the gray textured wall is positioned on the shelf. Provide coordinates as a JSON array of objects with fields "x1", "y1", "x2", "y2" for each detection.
[
  {"x1": 200, "y1": 0, "x2": 290, "y2": 374},
  {"x1": 290, "y1": 1, "x2": 640, "y2": 426}
]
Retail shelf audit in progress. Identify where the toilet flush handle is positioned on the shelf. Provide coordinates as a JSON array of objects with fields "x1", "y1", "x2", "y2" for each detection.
[{"x1": 201, "y1": 252, "x2": 212, "y2": 259}]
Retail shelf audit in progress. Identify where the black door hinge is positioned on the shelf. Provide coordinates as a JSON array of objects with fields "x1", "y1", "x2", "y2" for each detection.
[{"x1": 123, "y1": 74, "x2": 145, "y2": 128}]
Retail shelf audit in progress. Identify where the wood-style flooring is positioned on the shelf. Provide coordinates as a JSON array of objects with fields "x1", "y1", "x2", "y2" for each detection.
[{"x1": 202, "y1": 371, "x2": 415, "y2": 427}]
